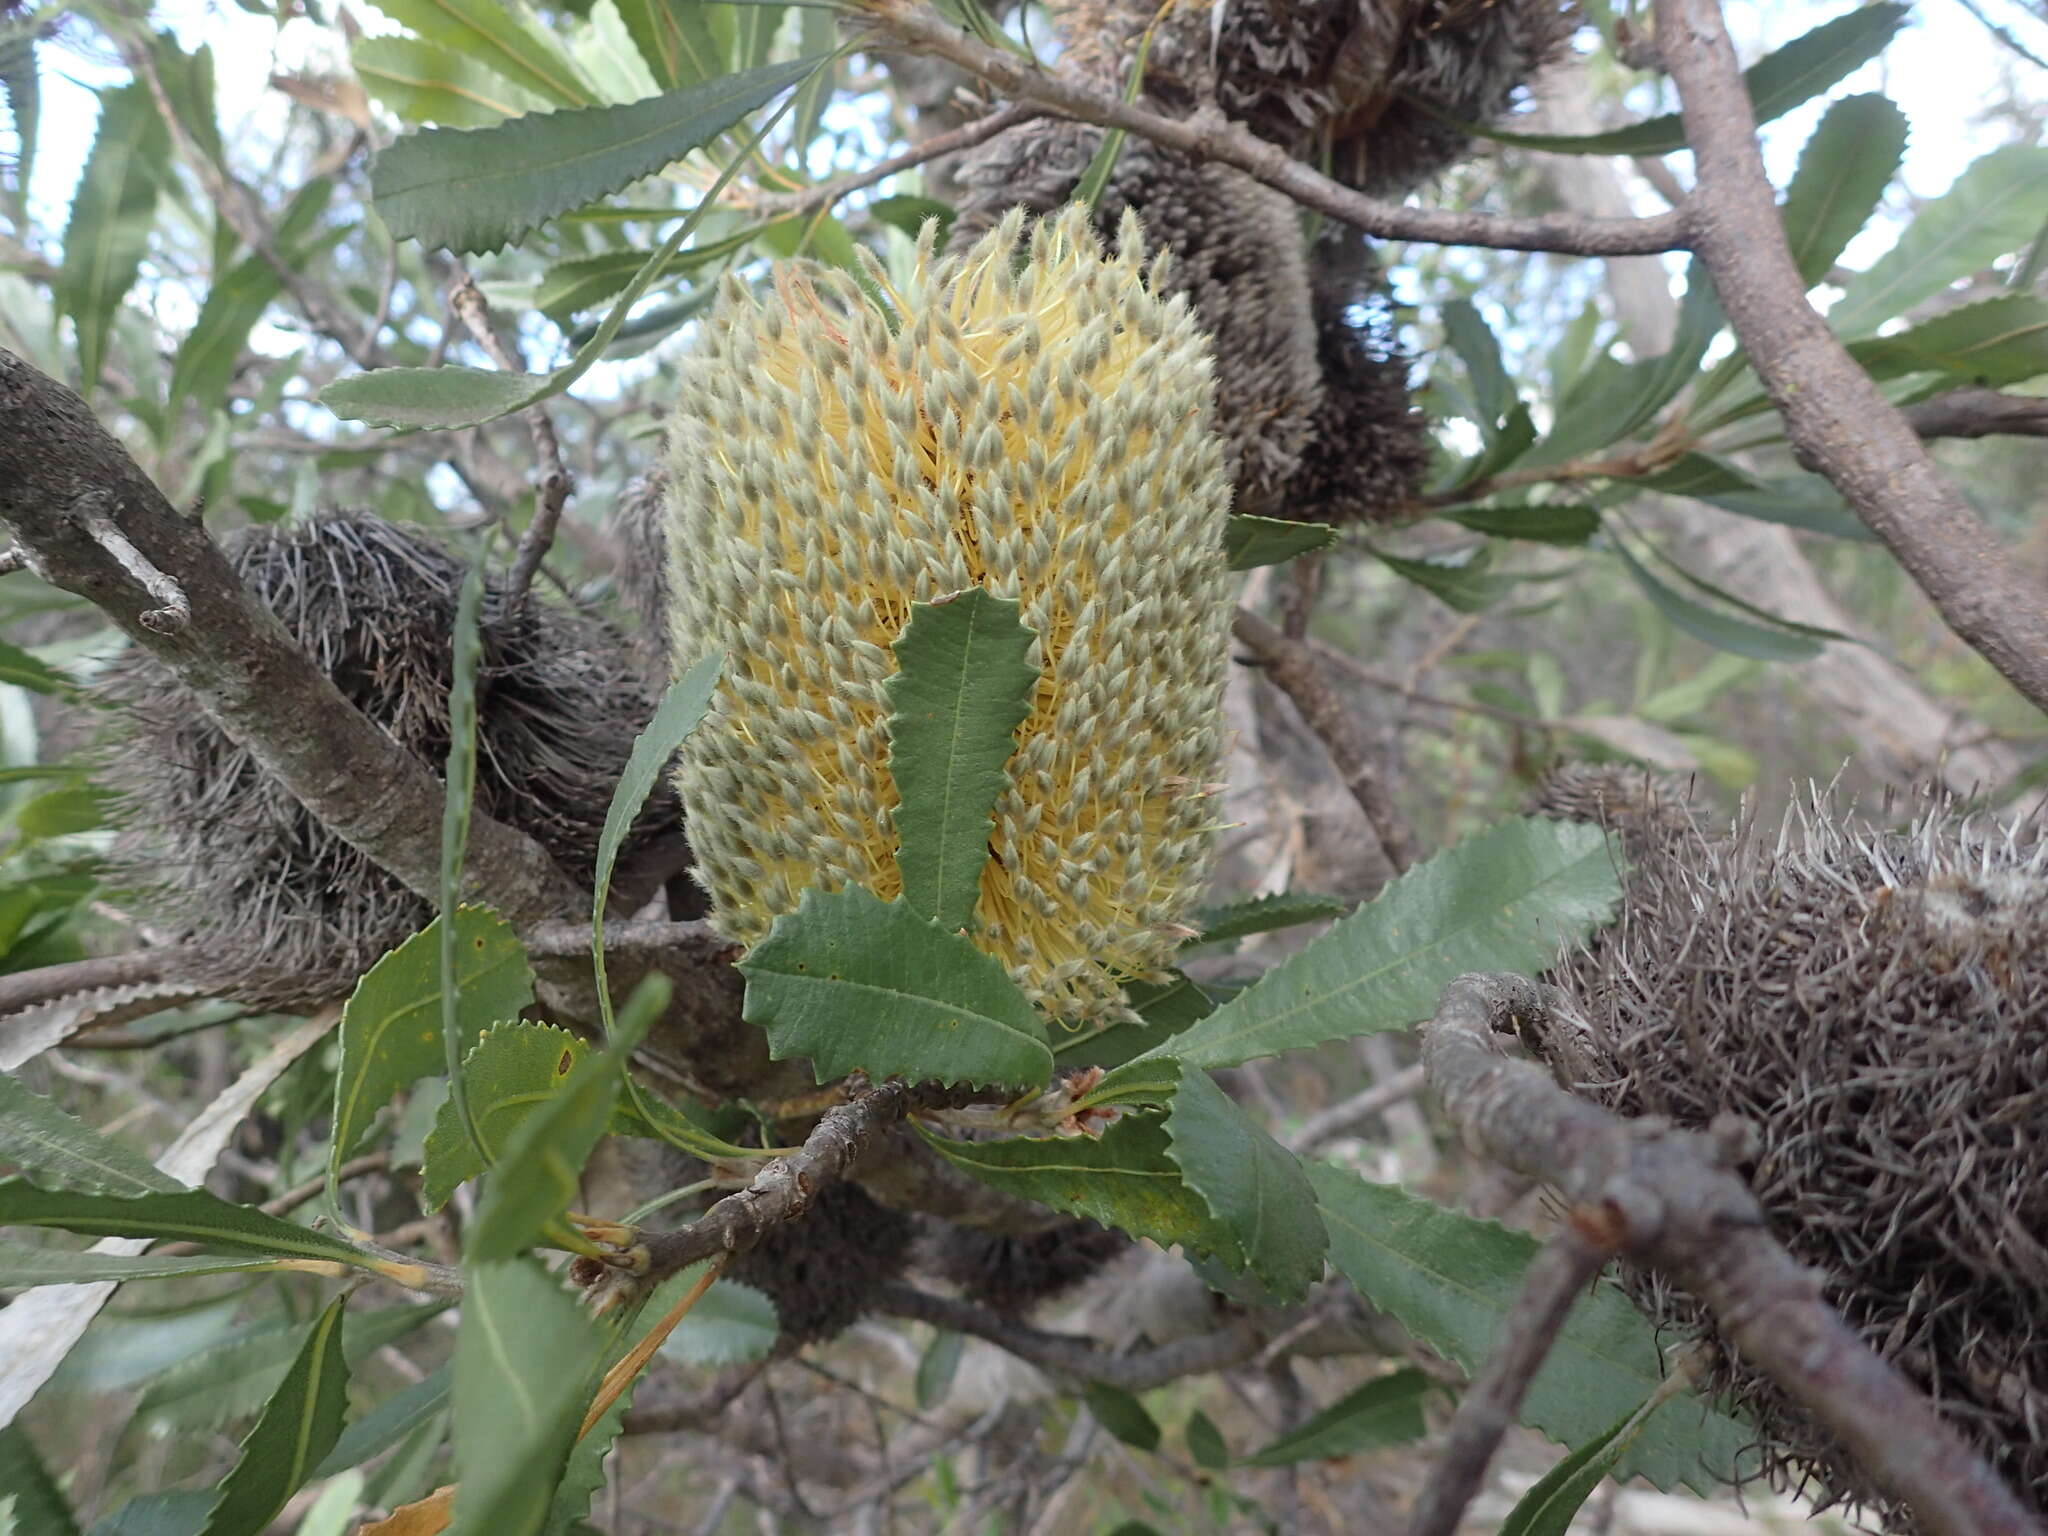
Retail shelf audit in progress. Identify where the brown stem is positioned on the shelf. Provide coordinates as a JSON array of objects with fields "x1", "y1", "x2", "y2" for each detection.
[
  {"x1": 1902, "y1": 387, "x2": 2048, "y2": 442},
  {"x1": 743, "y1": 102, "x2": 1041, "y2": 218},
  {"x1": 1421, "y1": 972, "x2": 2044, "y2": 1536},
  {"x1": 0, "y1": 348, "x2": 582, "y2": 929},
  {"x1": 1232, "y1": 608, "x2": 1417, "y2": 871},
  {"x1": 0, "y1": 949, "x2": 196, "y2": 1018},
  {"x1": 1404, "y1": 1228, "x2": 1612, "y2": 1536},
  {"x1": 856, "y1": 0, "x2": 1692, "y2": 257},
  {"x1": 1655, "y1": 0, "x2": 2048, "y2": 718}
]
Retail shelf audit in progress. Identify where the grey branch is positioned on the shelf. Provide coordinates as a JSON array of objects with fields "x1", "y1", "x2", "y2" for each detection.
[
  {"x1": 878, "y1": 1283, "x2": 1268, "y2": 1391},
  {"x1": 1903, "y1": 387, "x2": 2048, "y2": 442},
  {"x1": 856, "y1": 0, "x2": 1693, "y2": 257},
  {"x1": 636, "y1": 1081, "x2": 915, "y2": 1284},
  {"x1": 1656, "y1": 0, "x2": 2048, "y2": 718},
  {"x1": 1421, "y1": 972, "x2": 2044, "y2": 1536},
  {"x1": 0, "y1": 347, "x2": 583, "y2": 930},
  {"x1": 1233, "y1": 608, "x2": 1418, "y2": 870}
]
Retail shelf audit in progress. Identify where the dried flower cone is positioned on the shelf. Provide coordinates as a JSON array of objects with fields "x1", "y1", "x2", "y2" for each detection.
[
  {"x1": 1536, "y1": 771, "x2": 2048, "y2": 1529},
  {"x1": 662, "y1": 208, "x2": 1235, "y2": 1023}
]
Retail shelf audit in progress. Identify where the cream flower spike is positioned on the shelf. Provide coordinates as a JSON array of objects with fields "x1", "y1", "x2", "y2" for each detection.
[{"x1": 662, "y1": 206, "x2": 1234, "y2": 1023}]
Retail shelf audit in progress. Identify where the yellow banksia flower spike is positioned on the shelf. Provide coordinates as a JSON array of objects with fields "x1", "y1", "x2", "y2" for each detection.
[{"x1": 662, "y1": 205, "x2": 1234, "y2": 1023}]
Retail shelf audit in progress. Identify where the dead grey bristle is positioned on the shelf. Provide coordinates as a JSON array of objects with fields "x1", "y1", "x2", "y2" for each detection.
[
  {"x1": 1536, "y1": 768, "x2": 2048, "y2": 1530},
  {"x1": 95, "y1": 511, "x2": 672, "y2": 1009}
]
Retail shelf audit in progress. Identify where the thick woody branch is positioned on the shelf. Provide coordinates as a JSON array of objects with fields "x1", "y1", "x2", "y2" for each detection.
[
  {"x1": 1233, "y1": 609, "x2": 1417, "y2": 871},
  {"x1": 1655, "y1": 0, "x2": 2048, "y2": 718},
  {"x1": 1421, "y1": 973, "x2": 2044, "y2": 1536},
  {"x1": 637, "y1": 1081, "x2": 914, "y2": 1283},
  {"x1": 878, "y1": 1284, "x2": 1268, "y2": 1391},
  {"x1": 0, "y1": 347, "x2": 582, "y2": 929},
  {"x1": 1903, "y1": 387, "x2": 2048, "y2": 443},
  {"x1": 857, "y1": 0, "x2": 1693, "y2": 257}
]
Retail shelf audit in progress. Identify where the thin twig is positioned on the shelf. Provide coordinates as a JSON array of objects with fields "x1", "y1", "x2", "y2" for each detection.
[
  {"x1": 1902, "y1": 386, "x2": 2048, "y2": 442},
  {"x1": 1286, "y1": 1063, "x2": 1427, "y2": 1154},
  {"x1": 1232, "y1": 608, "x2": 1417, "y2": 870},
  {"x1": 77, "y1": 492, "x2": 189, "y2": 634},
  {"x1": 1656, "y1": 0, "x2": 2048, "y2": 717},
  {"x1": 856, "y1": 0, "x2": 1693, "y2": 256},
  {"x1": 744, "y1": 102, "x2": 1040, "y2": 218},
  {"x1": 1404, "y1": 1227, "x2": 1612, "y2": 1536},
  {"x1": 620, "y1": 1356, "x2": 775, "y2": 1436},
  {"x1": 1420, "y1": 972, "x2": 2044, "y2": 1536},
  {"x1": 447, "y1": 270, "x2": 572, "y2": 611}
]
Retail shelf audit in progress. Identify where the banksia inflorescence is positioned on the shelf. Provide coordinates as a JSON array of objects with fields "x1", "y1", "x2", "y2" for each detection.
[
  {"x1": 662, "y1": 208, "x2": 1234, "y2": 1023},
  {"x1": 1536, "y1": 772, "x2": 2048, "y2": 1529}
]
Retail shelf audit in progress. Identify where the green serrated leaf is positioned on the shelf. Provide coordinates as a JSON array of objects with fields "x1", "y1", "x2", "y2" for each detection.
[
  {"x1": 918, "y1": 1114, "x2": 1240, "y2": 1264},
  {"x1": 1052, "y1": 971, "x2": 1214, "y2": 1070},
  {"x1": 0, "y1": 1183, "x2": 377, "y2": 1269},
  {"x1": 1084, "y1": 1383, "x2": 1160, "y2": 1450},
  {"x1": 1628, "y1": 455, "x2": 1872, "y2": 542},
  {"x1": 1246, "y1": 1368, "x2": 1430, "y2": 1465},
  {"x1": 0, "y1": 1425, "x2": 78, "y2": 1536},
  {"x1": 0, "y1": 1071, "x2": 180, "y2": 1197},
  {"x1": 371, "y1": 57, "x2": 819, "y2": 254},
  {"x1": 1443, "y1": 299, "x2": 1513, "y2": 429},
  {"x1": 352, "y1": 36, "x2": 548, "y2": 127},
  {"x1": 1443, "y1": 504, "x2": 1599, "y2": 547},
  {"x1": 886, "y1": 591, "x2": 1038, "y2": 932},
  {"x1": 466, "y1": 976, "x2": 669, "y2": 1261},
  {"x1": 58, "y1": 83, "x2": 168, "y2": 390},
  {"x1": 741, "y1": 884, "x2": 1053, "y2": 1090},
  {"x1": 615, "y1": 0, "x2": 732, "y2": 90},
  {"x1": 1850, "y1": 293, "x2": 2048, "y2": 387},
  {"x1": 451, "y1": 1260, "x2": 604, "y2": 1536},
  {"x1": 422, "y1": 1022, "x2": 591, "y2": 1212},
  {"x1": 197, "y1": 1298, "x2": 350, "y2": 1536},
  {"x1": 1223, "y1": 515, "x2": 1338, "y2": 571},
  {"x1": 366, "y1": 0, "x2": 595, "y2": 107},
  {"x1": 1308, "y1": 1165, "x2": 1756, "y2": 1492},
  {"x1": 329, "y1": 907, "x2": 535, "y2": 1177},
  {"x1": 1781, "y1": 94, "x2": 1908, "y2": 287},
  {"x1": 1830, "y1": 144, "x2": 2048, "y2": 339},
  {"x1": 311, "y1": 1366, "x2": 451, "y2": 1479},
  {"x1": 1162, "y1": 1068, "x2": 1325, "y2": 1301},
  {"x1": 1189, "y1": 892, "x2": 1348, "y2": 948},
  {"x1": 1373, "y1": 547, "x2": 1522, "y2": 614},
  {"x1": 1457, "y1": 3, "x2": 1905, "y2": 157},
  {"x1": 1126, "y1": 817, "x2": 1620, "y2": 1073},
  {"x1": 654, "y1": 1263, "x2": 779, "y2": 1367}
]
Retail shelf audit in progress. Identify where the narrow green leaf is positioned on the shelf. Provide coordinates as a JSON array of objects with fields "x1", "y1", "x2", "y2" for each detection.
[
  {"x1": 1308, "y1": 1165, "x2": 1756, "y2": 1492},
  {"x1": 0, "y1": 1425, "x2": 79, "y2": 1536},
  {"x1": 311, "y1": 1366, "x2": 450, "y2": 1479},
  {"x1": 351, "y1": 36, "x2": 547, "y2": 126},
  {"x1": 1627, "y1": 454, "x2": 1873, "y2": 541},
  {"x1": 1223, "y1": 515, "x2": 1338, "y2": 571},
  {"x1": 1084, "y1": 1384, "x2": 1160, "y2": 1451},
  {"x1": 615, "y1": 0, "x2": 732, "y2": 90},
  {"x1": 366, "y1": 0, "x2": 595, "y2": 107},
  {"x1": 13, "y1": 785, "x2": 108, "y2": 840},
  {"x1": 57, "y1": 84, "x2": 166, "y2": 389},
  {"x1": 466, "y1": 976, "x2": 669, "y2": 1261},
  {"x1": 1126, "y1": 817, "x2": 1620, "y2": 1074},
  {"x1": 869, "y1": 194, "x2": 954, "y2": 244},
  {"x1": 1609, "y1": 532, "x2": 1825, "y2": 662},
  {"x1": 0, "y1": 1072, "x2": 180, "y2": 1197},
  {"x1": 1185, "y1": 1409, "x2": 1228, "y2": 1470},
  {"x1": 1781, "y1": 94, "x2": 1908, "y2": 286},
  {"x1": 1373, "y1": 547, "x2": 1522, "y2": 614},
  {"x1": 1189, "y1": 893, "x2": 1348, "y2": 949},
  {"x1": 0, "y1": 638, "x2": 73, "y2": 696},
  {"x1": 371, "y1": 57, "x2": 820, "y2": 254},
  {"x1": 1499, "y1": 1403, "x2": 1656, "y2": 1536},
  {"x1": 533, "y1": 228, "x2": 754, "y2": 320},
  {"x1": 1442, "y1": 300, "x2": 1512, "y2": 428},
  {"x1": 1830, "y1": 144, "x2": 2048, "y2": 339},
  {"x1": 451, "y1": 1260, "x2": 603, "y2": 1536},
  {"x1": 1457, "y1": 4, "x2": 1906, "y2": 156},
  {"x1": 886, "y1": 591, "x2": 1039, "y2": 932},
  {"x1": 0, "y1": 1183, "x2": 378, "y2": 1268},
  {"x1": 0, "y1": 1240, "x2": 286, "y2": 1286},
  {"x1": 916, "y1": 1329, "x2": 964, "y2": 1410},
  {"x1": 329, "y1": 907, "x2": 535, "y2": 1175},
  {"x1": 1246, "y1": 1368, "x2": 1430, "y2": 1465},
  {"x1": 1074, "y1": 21, "x2": 1155, "y2": 211},
  {"x1": 741, "y1": 884, "x2": 1054, "y2": 1090},
  {"x1": 1163, "y1": 1068, "x2": 1326, "y2": 1301},
  {"x1": 440, "y1": 557, "x2": 492, "y2": 1167},
  {"x1": 88, "y1": 1492, "x2": 213, "y2": 1535},
  {"x1": 1444, "y1": 503, "x2": 1599, "y2": 547},
  {"x1": 198, "y1": 1299, "x2": 351, "y2": 1536},
  {"x1": 918, "y1": 1113, "x2": 1241, "y2": 1265},
  {"x1": 1054, "y1": 971, "x2": 1214, "y2": 1070}
]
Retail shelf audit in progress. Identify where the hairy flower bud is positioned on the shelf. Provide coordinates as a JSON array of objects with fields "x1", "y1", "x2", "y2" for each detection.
[{"x1": 662, "y1": 207, "x2": 1234, "y2": 1021}]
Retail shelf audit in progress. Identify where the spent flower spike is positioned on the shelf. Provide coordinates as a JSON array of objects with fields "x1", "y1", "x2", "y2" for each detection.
[{"x1": 663, "y1": 206, "x2": 1235, "y2": 1022}]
